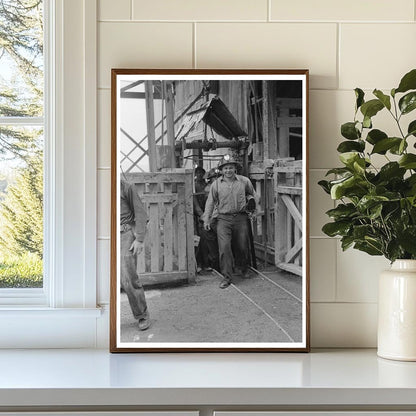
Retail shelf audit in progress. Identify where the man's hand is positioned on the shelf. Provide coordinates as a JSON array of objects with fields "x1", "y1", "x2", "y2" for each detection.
[
  {"x1": 129, "y1": 240, "x2": 144, "y2": 256},
  {"x1": 203, "y1": 221, "x2": 211, "y2": 231}
]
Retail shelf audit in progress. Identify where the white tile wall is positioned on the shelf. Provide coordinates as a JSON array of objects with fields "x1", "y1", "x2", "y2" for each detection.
[
  {"x1": 340, "y1": 24, "x2": 416, "y2": 90},
  {"x1": 132, "y1": 0, "x2": 268, "y2": 21},
  {"x1": 196, "y1": 23, "x2": 338, "y2": 89},
  {"x1": 270, "y1": 0, "x2": 414, "y2": 22},
  {"x1": 96, "y1": 0, "x2": 416, "y2": 348},
  {"x1": 311, "y1": 303, "x2": 378, "y2": 347},
  {"x1": 336, "y1": 246, "x2": 389, "y2": 303},
  {"x1": 99, "y1": 0, "x2": 131, "y2": 20},
  {"x1": 98, "y1": 22, "x2": 193, "y2": 88},
  {"x1": 310, "y1": 239, "x2": 336, "y2": 302}
]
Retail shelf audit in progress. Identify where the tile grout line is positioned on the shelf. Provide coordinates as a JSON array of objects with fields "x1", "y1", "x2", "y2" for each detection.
[
  {"x1": 97, "y1": 19, "x2": 415, "y2": 24},
  {"x1": 130, "y1": 0, "x2": 133, "y2": 20}
]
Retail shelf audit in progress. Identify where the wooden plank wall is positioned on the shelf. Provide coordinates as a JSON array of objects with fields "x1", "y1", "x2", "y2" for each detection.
[{"x1": 274, "y1": 158, "x2": 303, "y2": 277}]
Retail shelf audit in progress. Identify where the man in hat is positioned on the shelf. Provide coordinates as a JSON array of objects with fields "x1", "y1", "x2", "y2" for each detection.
[
  {"x1": 199, "y1": 168, "x2": 220, "y2": 272},
  {"x1": 203, "y1": 156, "x2": 256, "y2": 288},
  {"x1": 193, "y1": 166, "x2": 207, "y2": 271},
  {"x1": 120, "y1": 179, "x2": 150, "y2": 331}
]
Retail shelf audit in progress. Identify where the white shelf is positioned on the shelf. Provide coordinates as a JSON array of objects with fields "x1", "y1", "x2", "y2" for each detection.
[{"x1": 0, "y1": 349, "x2": 416, "y2": 409}]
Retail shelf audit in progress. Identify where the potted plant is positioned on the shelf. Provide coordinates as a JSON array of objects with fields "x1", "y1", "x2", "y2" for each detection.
[{"x1": 319, "y1": 68, "x2": 416, "y2": 361}]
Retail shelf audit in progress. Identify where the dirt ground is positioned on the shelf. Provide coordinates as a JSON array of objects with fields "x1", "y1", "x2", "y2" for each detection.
[{"x1": 120, "y1": 265, "x2": 303, "y2": 344}]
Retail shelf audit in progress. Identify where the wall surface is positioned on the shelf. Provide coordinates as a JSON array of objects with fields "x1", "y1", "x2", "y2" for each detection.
[{"x1": 96, "y1": 0, "x2": 416, "y2": 347}]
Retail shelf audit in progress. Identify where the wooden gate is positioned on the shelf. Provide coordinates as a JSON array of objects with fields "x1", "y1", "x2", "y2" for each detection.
[
  {"x1": 125, "y1": 171, "x2": 195, "y2": 286},
  {"x1": 250, "y1": 166, "x2": 276, "y2": 265},
  {"x1": 274, "y1": 158, "x2": 303, "y2": 276}
]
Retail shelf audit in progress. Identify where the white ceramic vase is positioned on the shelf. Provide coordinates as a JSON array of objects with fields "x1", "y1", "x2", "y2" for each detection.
[{"x1": 378, "y1": 259, "x2": 416, "y2": 361}]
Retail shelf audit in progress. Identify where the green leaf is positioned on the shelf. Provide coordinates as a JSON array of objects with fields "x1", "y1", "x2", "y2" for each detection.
[
  {"x1": 337, "y1": 152, "x2": 368, "y2": 173},
  {"x1": 337, "y1": 140, "x2": 365, "y2": 153},
  {"x1": 339, "y1": 152, "x2": 362, "y2": 167},
  {"x1": 357, "y1": 195, "x2": 389, "y2": 212},
  {"x1": 399, "y1": 154, "x2": 416, "y2": 169},
  {"x1": 399, "y1": 92, "x2": 416, "y2": 115},
  {"x1": 373, "y1": 89, "x2": 391, "y2": 110},
  {"x1": 369, "y1": 203, "x2": 383, "y2": 220},
  {"x1": 341, "y1": 235, "x2": 355, "y2": 251},
  {"x1": 390, "y1": 139, "x2": 408, "y2": 155},
  {"x1": 360, "y1": 99, "x2": 384, "y2": 119},
  {"x1": 322, "y1": 221, "x2": 351, "y2": 237},
  {"x1": 408, "y1": 120, "x2": 416, "y2": 137},
  {"x1": 341, "y1": 122, "x2": 360, "y2": 140},
  {"x1": 325, "y1": 167, "x2": 352, "y2": 176},
  {"x1": 330, "y1": 175, "x2": 366, "y2": 200},
  {"x1": 398, "y1": 227, "x2": 416, "y2": 255},
  {"x1": 386, "y1": 240, "x2": 402, "y2": 262},
  {"x1": 353, "y1": 158, "x2": 366, "y2": 174},
  {"x1": 355, "y1": 88, "x2": 365, "y2": 110},
  {"x1": 366, "y1": 129, "x2": 388, "y2": 145},
  {"x1": 326, "y1": 203, "x2": 357, "y2": 220},
  {"x1": 395, "y1": 69, "x2": 416, "y2": 94},
  {"x1": 354, "y1": 241, "x2": 383, "y2": 256},
  {"x1": 318, "y1": 180, "x2": 331, "y2": 194},
  {"x1": 371, "y1": 137, "x2": 402, "y2": 154},
  {"x1": 363, "y1": 115, "x2": 372, "y2": 129},
  {"x1": 378, "y1": 162, "x2": 406, "y2": 181}
]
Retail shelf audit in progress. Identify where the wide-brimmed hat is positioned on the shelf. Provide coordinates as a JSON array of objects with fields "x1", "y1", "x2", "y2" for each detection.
[{"x1": 217, "y1": 155, "x2": 241, "y2": 170}]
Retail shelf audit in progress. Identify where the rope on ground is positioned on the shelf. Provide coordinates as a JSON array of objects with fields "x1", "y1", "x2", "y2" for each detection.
[
  {"x1": 211, "y1": 269, "x2": 295, "y2": 343},
  {"x1": 250, "y1": 267, "x2": 302, "y2": 303}
]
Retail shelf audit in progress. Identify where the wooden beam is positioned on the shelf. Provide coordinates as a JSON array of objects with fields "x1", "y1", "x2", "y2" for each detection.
[
  {"x1": 277, "y1": 116, "x2": 302, "y2": 128},
  {"x1": 281, "y1": 194, "x2": 302, "y2": 230},
  {"x1": 285, "y1": 237, "x2": 302, "y2": 263},
  {"x1": 274, "y1": 169, "x2": 287, "y2": 265},
  {"x1": 262, "y1": 81, "x2": 269, "y2": 159},
  {"x1": 145, "y1": 81, "x2": 157, "y2": 171},
  {"x1": 121, "y1": 91, "x2": 162, "y2": 100},
  {"x1": 164, "y1": 81, "x2": 176, "y2": 168},
  {"x1": 140, "y1": 272, "x2": 188, "y2": 287},
  {"x1": 277, "y1": 262, "x2": 302, "y2": 277},
  {"x1": 277, "y1": 108, "x2": 290, "y2": 158},
  {"x1": 184, "y1": 173, "x2": 196, "y2": 283},
  {"x1": 268, "y1": 81, "x2": 278, "y2": 159},
  {"x1": 277, "y1": 185, "x2": 302, "y2": 195}
]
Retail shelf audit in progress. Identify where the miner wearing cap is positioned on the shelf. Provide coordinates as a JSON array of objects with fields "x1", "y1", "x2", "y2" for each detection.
[
  {"x1": 203, "y1": 156, "x2": 256, "y2": 289},
  {"x1": 200, "y1": 168, "x2": 220, "y2": 272}
]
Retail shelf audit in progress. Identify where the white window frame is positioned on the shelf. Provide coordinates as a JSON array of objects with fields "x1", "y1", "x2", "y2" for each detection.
[{"x1": 0, "y1": 0, "x2": 100, "y2": 348}]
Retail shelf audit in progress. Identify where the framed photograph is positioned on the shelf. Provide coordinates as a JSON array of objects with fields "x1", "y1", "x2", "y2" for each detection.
[{"x1": 110, "y1": 69, "x2": 310, "y2": 352}]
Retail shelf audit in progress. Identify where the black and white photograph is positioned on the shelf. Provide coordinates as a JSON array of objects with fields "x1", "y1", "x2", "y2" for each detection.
[{"x1": 110, "y1": 69, "x2": 309, "y2": 352}]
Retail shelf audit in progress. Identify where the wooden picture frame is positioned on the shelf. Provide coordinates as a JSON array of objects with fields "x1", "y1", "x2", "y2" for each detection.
[{"x1": 110, "y1": 69, "x2": 310, "y2": 352}]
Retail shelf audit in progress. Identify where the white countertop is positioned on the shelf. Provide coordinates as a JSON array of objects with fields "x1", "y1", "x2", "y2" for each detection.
[{"x1": 1, "y1": 348, "x2": 416, "y2": 408}]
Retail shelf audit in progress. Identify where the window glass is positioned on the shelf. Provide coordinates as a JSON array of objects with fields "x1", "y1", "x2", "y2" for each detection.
[{"x1": 0, "y1": 0, "x2": 44, "y2": 289}]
